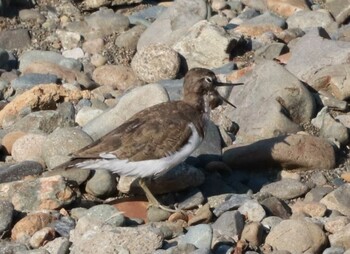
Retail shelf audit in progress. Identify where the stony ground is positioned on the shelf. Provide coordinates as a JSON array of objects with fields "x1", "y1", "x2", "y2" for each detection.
[{"x1": 1, "y1": 0, "x2": 350, "y2": 254}]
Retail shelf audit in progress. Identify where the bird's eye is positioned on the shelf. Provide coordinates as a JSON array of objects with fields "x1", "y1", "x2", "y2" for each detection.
[{"x1": 204, "y1": 76, "x2": 213, "y2": 83}]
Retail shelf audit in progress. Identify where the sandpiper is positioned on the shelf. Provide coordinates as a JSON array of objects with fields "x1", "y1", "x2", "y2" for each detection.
[{"x1": 58, "y1": 68, "x2": 241, "y2": 211}]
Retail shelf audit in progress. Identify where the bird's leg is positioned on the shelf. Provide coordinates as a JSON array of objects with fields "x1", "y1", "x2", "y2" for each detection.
[{"x1": 138, "y1": 178, "x2": 178, "y2": 213}]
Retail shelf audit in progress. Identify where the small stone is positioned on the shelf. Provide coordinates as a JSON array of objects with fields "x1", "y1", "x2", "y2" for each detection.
[
  {"x1": 323, "y1": 247, "x2": 345, "y2": 254},
  {"x1": 0, "y1": 161, "x2": 44, "y2": 183},
  {"x1": 291, "y1": 201, "x2": 327, "y2": 217},
  {"x1": 62, "y1": 47, "x2": 85, "y2": 59},
  {"x1": 212, "y1": 210, "x2": 244, "y2": 244},
  {"x1": 241, "y1": 222, "x2": 264, "y2": 248},
  {"x1": 260, "y1": 196, "x2": 292, "y2": 219},
  {"x1": 177, "y1": 188, "x2": 205, "y2": 210},
  {"x1": 213, "y1": 194, "x2": 251, "y2": 217},
  {"x1": 238, "y1": 200, "x2": 266, "y2": 222},
  {"x1": 265, "y1": 219, "x2": 328, "y2": 253},
  {"x1": 52, "y1": 216, "x2": 76, "y2": 238},
  {"x1": 11, "y1": 133, "x2": 47, "y2": 163},
  {"x1": 180, "y1": 224, "x2": 212, "y2": 250},
  {"x1": 82, "y1": 204, "x2": 125, "y2": 227},
  {"x1": 188, "y1": 203, "x2": 212, "y2": 226},
  {"x1": 11, "y1": 73, "x2": 58, "y2": 91},
  {"x1": 82, "y1": 38, "x2": 104, "y2": 54},
  {"x1": 320, "y1": 183, "x2": 350, "y2": 216},
  {"x1": 115, "y1": 24, "x2": 146, "y2": 51},
  {"x1": 329, "y1": 223, "x2": 350, "y2": 249},
  {"x1": 131, "y1": 44, "x2": 181, "y2": 83},
  {"x1": 147, "y1": 206, "x2": 171, "y2": 222},
  {"x1": 0, "y1": 29, "x2": 31, "y2": 50},
  {"x1": 304, "y1": 186, "x2": 333, "y2": 202},
  {"x1": 90, "y1": 53, "x2": 107, "y2": 67},
  {"x1": 261, "y1": 216, "x2": 283, "y2": 230},
  {"x1": 11, "y1": 212, "x2": 55, "y2": 242},
  {"x1": 325, "y1": 216, "x2": 350, "y2": 234},
  {"x1": 2, "y1": 130, "x2": 26, "y2": 154},
  {"x1": 42, "y1": 237, "x2": 70, "y2": 254},
  {"x1": 260, "y1": 179, "x2": 308, "y2": 200},
  {"x1": 29, "y1": 227, "x2": 55, "y2": 248},
  {"x1": 76, "y1": 106, "x2": 104, "y2": 126},
  {"x1": 56, "y1": 30, "x2": 81, "y2": 50},
  {"x1": 85, "y1": 169, "x2": 116, "y2": 198}
]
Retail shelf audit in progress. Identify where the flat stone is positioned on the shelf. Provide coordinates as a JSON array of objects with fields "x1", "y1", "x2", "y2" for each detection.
[
  {"x1": 0, "y1": 29, "x2": 31, "y2": 50},
  {"x1": 131, "y1": 44, "x2": 180, "y2": 83},
  {"x1": 260, "y1": 179, "x2": 308, "y2": 200},
  {"x1": 287, "y1": 10, "x2": 335, "y2": 31},
  {"x1": 267, "y1": 0, "x2": 309, "y2": 18},
  {"x1": 329, "y1": 223, "x2": 350, "y2": 249},
  {"x1": 223, "y1": 134, "x2": 336, "y2": 170},
  {"x1": 238, "y1": 200, "x2": 266, "y2": 222},
  {"x1": 0, "y1": 161, "x2": 44, "y2": 184},
  {"x1": 320, "y1": 183, "x2": 350, "y2": 216},
  {"x1": 265, "y1": 219, "x2": 328, "y2": 253},
  {"x1": 325, "y1": 0, "x2": 350, "y2": 24},
  {"x1": 11, "y1": 73, "x2": 58, "y2": 91},
  {"x1": 325, "y1": 216, "x2": 350, "y2": 233},
  {"x1": 213, "y1": 194, "x2": 251, "y2": 217},
  {"x1": 93, "y1": 64, "x2": 143, "y2": 90},
  {"x1": 0, "y1": 175, "x2": 76, "y2": 212}
]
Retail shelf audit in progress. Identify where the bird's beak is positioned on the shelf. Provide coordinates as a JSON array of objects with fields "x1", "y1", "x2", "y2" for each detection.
[{"x1": 214, "y1": 81, "x2": 244, "y2": 108}]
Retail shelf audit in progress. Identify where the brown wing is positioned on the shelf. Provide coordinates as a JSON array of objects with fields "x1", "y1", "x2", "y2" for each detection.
[{"x1": 72, "y1": 101, "x2": 204, "y2": 162}]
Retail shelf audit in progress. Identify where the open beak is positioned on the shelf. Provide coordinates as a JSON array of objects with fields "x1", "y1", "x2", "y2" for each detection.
[{"x1": 214, "y1": 81, "x2": 244, "y2": 108}]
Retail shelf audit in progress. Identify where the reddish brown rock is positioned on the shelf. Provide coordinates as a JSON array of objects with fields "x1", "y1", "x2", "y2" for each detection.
[
  {"x1": 11, "y1": 212, "x2": 55, "y2": 242},
  {"x1": 0, "y1": 84, "x2": 91, "y2": 127},
  {"x1": 0, "y1": 175, "x2": 76, "y2": 212},
  {"x1": 223, "y1": 134, "x2": 336, "y2": 170},
  {"x1": 233, "y1": 23, "x2": 283, "y2": 37},
  {"x1": 267, "y1": 0, "x2": 309, "y2": 18},
  {"x1": 92, "y1": 65, "x2": 143, "y2": 90}
]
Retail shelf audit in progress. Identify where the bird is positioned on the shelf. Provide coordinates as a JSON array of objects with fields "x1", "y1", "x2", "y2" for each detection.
[{"x1": 56, "y1": 68, "x2": 242, "y2": 211}]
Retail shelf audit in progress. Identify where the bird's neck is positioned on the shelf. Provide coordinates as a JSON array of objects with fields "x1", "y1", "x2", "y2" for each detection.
[{"x1": 183, "y1": 92, "x2": 210, "y2": 114}]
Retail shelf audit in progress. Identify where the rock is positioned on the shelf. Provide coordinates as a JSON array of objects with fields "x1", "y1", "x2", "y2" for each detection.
[
  {"x1": 304, "y1": 186, "x2": 333, "y2": 202},
  {"x1": 325, "y1": 216, "x2": 350, "y2": 233},
  {"x1": 70, "y1": 224, "x2": 163, "y2": 254},
  {"x1": 260, "y1": 196, "x2": 292, "y2": 219},
  {"x1": 52, "y1": 216, "x2": 75, "y2": 238},
  {"x1": 82, "y1": 38, "x2": 104, "y2": 54},
  {"x1": 223, "y1": 134, "x2": 336, "y2": 170},
  {"x1": 22, "y1": 62, "x2": 92, "y2": 87},
  {"x1": 0, "y1": 84, "x2": 91, "y2": 128},
  {"x1": 172, "y1": 20, "x2": 232, "y2": 69},
  {"x1": 147, "y1": 206, "x2": 171, "y2": 222},
  {"x1": 291, "y1": 201, "x2": 327, "y2": 217},
  {"x1": 131, "y1": 44, "x2": 180, "y2": 83},
  {"x1": 137, "y1": 0, "x2": 207, "y2": 49},
  {"x1": 83, "y1": 83, "x2": 169, "y2": 140},
  {"x1": 286, "y1": 28, "x2": 350, "y2": 82},
  {"x1": 188, "y1": 203, "x2": 212, "y2": 225},
  {"x1": 254, "y1": 43, "x2": 288, "y2": 60},
  {"x1": 62, "y1": 47, "x2": 85, "y2": 59},
  {"x1": 213, "y1": 194, "x2": 251, "y2": 217},
  {"x1": 18, "y1": 9, "x2": 46, "y2": 23},
  {"x1": 212, "y1": 210, "x2": 244, "y2": 244},
  {"x1": 0, "y1": 241, "x2": 28, "y2": 253},
  {"x1": 80, "y1": 204, "x2": 125, "y2": 227},
  {"x1": 41, "y1": 127, "x2": 93, "y2": 169},
  {"x1": 329, "y1": 223, "x2": 350, "y2": 249},
  {"x1": 0, "y1": 161, "x2": 44, "y2": 183},
  {"x1": 0, "y1": 29, "x2": 31, "y2": 50},
  {"x1": 11, "y1": 133, "x2": 47, "y2": 163},
  {"x1": 325, "y1": 0, "x2": 350, "y2": 24},
  {"x1": 238, "y1": 200, "x2": 266, "y2": 222},
  {"x1": 19, "y1": 50, "x2": 82, "y2": 72},
  {"x1": 261, "y1": 216, "x2": 283, "y2": 230},
  {"x1": 320, "y1": 183, "x2": 350, "y2": 216},
  {"x1": 309, "y1": 64, "x2": 350, "y2": 101},
  {"x1": 11, "y1": 212, "x2": 56, "y2": 242},
  {"x1": 11, "y1": 73, "x2": 58, "y2": 91},
  {"x1": 311, "y1": 107, "x2": 349, "y2": 144},
  {"x1": 240, "y1": 0, "x2": 267, "y2": 12},
  {"x1": 2, "y1": 130, "x2": 26, "y2": 154},
  {"x1": 92, "y1": 64, "x2": 143, "y2": 90},
  {"x1": 115, "y1": 24, "x2": 146, "y2": 51},
  {"x1": 29, "y1": 227, "x2": 55, "y2": 248},
  {"x1": 177, "y1": 188, "x2": 205, "y2": 210},
  {"x1": 84, "y1": 8, "x2": 129, "y2": 38},
  {"x1": 241, "y1": 222, "x2": 264, "y2": 247},
  {"x1": 323, "y1": 247, "x2": 346, "y2": 254},
  {"x1": 266, "y1": 0, "x2": 309, "y2": 18},
  {"x1": 260, "y1": 179, "x2": 308, "y2": 200},
  {"x1": 0, "y1": 200, "x2": 14, "y2": 235},
  {"x1": 90, "y1": 53, "x2": 107, "y2": 67},
  {"x1": 42, "y1": 237, "x2": 70, "y2": 254},
  {"x1": 56, "y1": 30, "x2": 81, "y2": 50},
  {"x1": 75, "y1": 106, "x2": 104, "y2": 127},
  {"x1": 265, "y1": 219, "x2": 328, "y2": 253},
  {"x1": 0, "y1": 48, "x2": 9, "y2": 68},
  {"x1": 179, "y1": 224, "x2": 212, "y2": 250},
  {"x1": 0, "y1": 175, "x2": 76, "y2": 212},
  {"x1": 224, "y1": 60, "x2": 315, "y2": 143},
  {"x1": 85, "y1": 169, "x2": 116, "y2": 198},
  {"x1": 287, "y1": 10, "x2": 335, "y2": 31}
]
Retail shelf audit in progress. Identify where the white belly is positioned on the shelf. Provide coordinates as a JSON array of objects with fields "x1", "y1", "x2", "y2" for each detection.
[{"x1": 75, "y1": 123, "x2": 203, "y2": 178}]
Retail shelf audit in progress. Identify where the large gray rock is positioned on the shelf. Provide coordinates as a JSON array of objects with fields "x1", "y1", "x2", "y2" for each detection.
[
  {"x1": 173, "y1": 20, "x2": 233, "y2": 69},
  {"x1": 83, "y1": 83, "x2": 169, "y2": 140},
  {"x1": 224, "y1": 60, "x2": 315, "y2": 143},
  {"x1": 286, "y1": 28, "x2": 350, "y2": 82},
  {"x1": 137, "y1": 0, "x2": 207, "y2": 49},
  {"x1": 265, "y1": 219, "x2": 328, "y2": 253},
  {"x1": 286, "y1": 10, "x2": 335, "y2": 31},
  {"x1": 223, "y1": 134, "x2": 336, "y2": 170}
]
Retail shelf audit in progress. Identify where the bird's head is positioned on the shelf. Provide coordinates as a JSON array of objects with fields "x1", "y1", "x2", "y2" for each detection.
[{"x1": 183, "y1": 68, "x2": 242, "y2": 112}]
